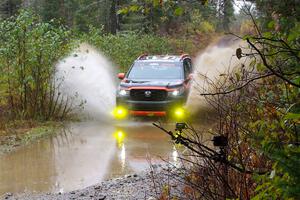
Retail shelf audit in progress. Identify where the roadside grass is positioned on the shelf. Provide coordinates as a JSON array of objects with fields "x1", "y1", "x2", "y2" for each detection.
[{"x1": 0, "y1": 120, "x2": 63, "y2": 154}]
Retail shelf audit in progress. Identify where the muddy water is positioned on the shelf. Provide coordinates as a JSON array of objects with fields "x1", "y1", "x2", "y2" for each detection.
[{"x1": 0, "y1": 122, "x2": 178, "y2": 196}]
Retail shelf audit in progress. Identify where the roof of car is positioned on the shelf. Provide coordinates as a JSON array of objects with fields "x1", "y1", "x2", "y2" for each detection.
[{"x1": 135, "y1": 54, "x2": 190, "y2": 62}]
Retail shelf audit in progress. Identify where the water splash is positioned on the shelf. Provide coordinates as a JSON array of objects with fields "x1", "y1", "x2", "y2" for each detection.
[
  {"x1": 187, "y1": 37, "x2": 248, "y2": 114},
  {"x1": 56, "y1": 43, "x2": 116, "y2": 120}
]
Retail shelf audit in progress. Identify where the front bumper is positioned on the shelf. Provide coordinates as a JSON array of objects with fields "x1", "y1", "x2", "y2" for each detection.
[
  {"x1": 129, "y1": 110, "x2": 166, "y2": 117},
  {"x1": 116, "y1": 96, "x2": 186, "y2": 116}
]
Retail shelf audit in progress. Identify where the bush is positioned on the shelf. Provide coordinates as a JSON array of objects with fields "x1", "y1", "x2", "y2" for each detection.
[
  {"x1": 0, "y1": 10, "x2": 73, "y2": 120},
  {"x1": 186, "y1": 10, "x2": 216, "y2": 35}
]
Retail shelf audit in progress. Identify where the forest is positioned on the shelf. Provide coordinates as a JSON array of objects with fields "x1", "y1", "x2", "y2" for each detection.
[{"x1": 0, "y1": 0, "x2": 299, "y2": 199}]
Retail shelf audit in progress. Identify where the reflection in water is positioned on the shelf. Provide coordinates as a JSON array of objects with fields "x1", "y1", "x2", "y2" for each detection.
[
  {"x1": 113, "y1": 130, "x2": 127, "y2": 171},
  {"x1": 0, "y1": 122, "x2": 179, "y2": 196},
  {"x1": 172, "y1": 146, "x2": 178, "y2": 163},
  {"x1": 114, "y1": 130, "x2": 125, "y2": 148},
  {"x1": 120, "y1": 144, "x2": 126, "y2": 170},
  {"x1": 0, "y1": 122, "x2": 116, "y2": 196},
  {"x1": 110, "y1": 123, "x2": 183, "y2": 174}
]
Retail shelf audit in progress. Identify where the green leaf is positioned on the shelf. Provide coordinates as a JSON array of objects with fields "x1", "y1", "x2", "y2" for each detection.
[
  {"x1": 174, "y1": 7, "x2": 184, "y2": 16},
  {"x1": 129, "y1": 5, "x2": 140, "y2": 12},
  {"x1": 284, "y1": 113, "x2": 300, "y2": 120},
  {"x1": 117, "y1": 8, "x2": 129, "y2": 15},
  {"x1": 263, "y1": 31, "x2": 272, "y2": 38},
  {"x1": 256, "y1": 63, "x2": 266, "y2": 72},
  {"x1": 267, "y1": 20, "x2": 275, "y2": 29},
  {"x1": 153, "y1": 0, "x2": 160, "y2": 7}
]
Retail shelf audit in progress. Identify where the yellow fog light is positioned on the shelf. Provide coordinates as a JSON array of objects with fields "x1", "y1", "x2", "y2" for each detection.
[
  {"x1": 174, "y1": 107, "x2": 185, "y2": 119},
  {"x1": 112, "y1": 106, "x2": 128, "y2": 119}
]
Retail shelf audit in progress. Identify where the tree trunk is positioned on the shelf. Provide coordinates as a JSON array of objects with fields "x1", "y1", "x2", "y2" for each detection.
[{"x1": 110, "y1": 0, "x2": 118, "y2": 34}]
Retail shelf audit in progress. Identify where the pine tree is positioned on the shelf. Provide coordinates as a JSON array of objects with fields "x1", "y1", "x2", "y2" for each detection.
[
  {"x1": 214, "y1": 0, "x2": 234, "y2": 31},
  {"x1": 0, "y1": 0, "x2": 22, "y2": 19},
  {"x1": 223, "y1": 0, "x2": 234, "y2": 31},
  {"x1": 41, "y1": 0, "x2": 61, "y2": 22}
]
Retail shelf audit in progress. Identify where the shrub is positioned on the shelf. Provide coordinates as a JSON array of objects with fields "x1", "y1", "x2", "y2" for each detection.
[{"x1": 0, "y1": 10, "x2": 73, "y2": 120}]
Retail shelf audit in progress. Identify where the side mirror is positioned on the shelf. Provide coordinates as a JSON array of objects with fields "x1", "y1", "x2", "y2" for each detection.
[{"x1": 117, "y1": 73, "x2": 125, "y2": 80}]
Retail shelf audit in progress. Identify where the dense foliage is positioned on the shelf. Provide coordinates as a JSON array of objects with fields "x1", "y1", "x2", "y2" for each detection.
[
  {"x1": 246, "y1": 5, "x2": 300, "y2": 198},
  {"x1": 0, "y1": 0, "x2": 232, "y2": 34},
  {"x1": 0, "y1": 10, "x2": 73, "y2": 120},
  {"x1": 154, "y1": 1, "x2": 300, "y2": 199}
]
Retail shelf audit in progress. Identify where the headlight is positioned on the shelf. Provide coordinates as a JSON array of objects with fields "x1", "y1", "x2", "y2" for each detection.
[
  {"x1": 169, "y1": 87, "x2": 184, "y2": 97},
  {"x1": 172, "y1": 90, "x2": 179, "y2": 96},
  {"x1": 118, "y1": 89, "x2": 129, "y2": 96}
]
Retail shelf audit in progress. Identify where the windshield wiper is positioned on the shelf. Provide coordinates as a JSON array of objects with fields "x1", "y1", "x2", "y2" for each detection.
[{"x1": 128, "y1": 79, "x2": 150, "y2": 83}]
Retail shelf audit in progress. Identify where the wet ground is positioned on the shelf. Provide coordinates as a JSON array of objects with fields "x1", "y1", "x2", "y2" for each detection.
[{"x1": 0, "y1": 121, "x2": 180, "y2": 196}]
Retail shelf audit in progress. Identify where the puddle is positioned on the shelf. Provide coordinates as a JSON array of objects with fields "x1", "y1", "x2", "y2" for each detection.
[{"x1": 0, "y1": 122, "x2": 177, "y2": 195}]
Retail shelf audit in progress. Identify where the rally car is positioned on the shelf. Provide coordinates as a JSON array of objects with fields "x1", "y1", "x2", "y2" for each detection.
[{"x1": 113, "y1": 54, "x2": 193, "y2": 119}]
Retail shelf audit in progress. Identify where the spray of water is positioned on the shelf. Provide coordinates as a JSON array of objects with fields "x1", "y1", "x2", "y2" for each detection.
[
  {"x1": 56, "y1": 43, "x2": 116, "y2": 120},
  {"x1": 55, "y1": 38, "x2": 248, "y2": 119},
  {"x1": 187, "y1": 37, "x2": 248, "y2": 114}
]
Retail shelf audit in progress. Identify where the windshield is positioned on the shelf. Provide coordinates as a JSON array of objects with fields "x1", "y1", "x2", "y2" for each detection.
[{"x1": 127, "y1": 62, "x2": 183, "y2": 79}]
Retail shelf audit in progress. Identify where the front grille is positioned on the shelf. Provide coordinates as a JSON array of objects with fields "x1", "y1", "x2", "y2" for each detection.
[{"x1": 130, "y1": 89, "x2": 167, "y2": 101}]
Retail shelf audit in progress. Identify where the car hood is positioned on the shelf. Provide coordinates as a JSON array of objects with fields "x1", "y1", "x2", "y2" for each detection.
[{"x1": 119, "y1": 79, "x2": 184, "y2": 89}]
